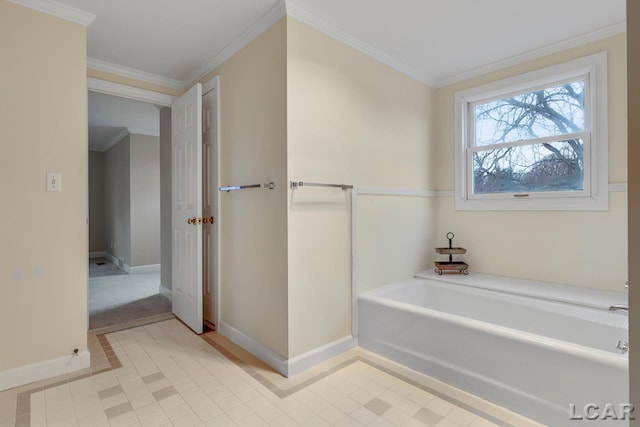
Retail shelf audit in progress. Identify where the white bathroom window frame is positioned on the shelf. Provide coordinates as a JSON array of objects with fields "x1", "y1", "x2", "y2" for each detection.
[{"x1": 454, "y1": 52, "x2": 609, "y2": 211}]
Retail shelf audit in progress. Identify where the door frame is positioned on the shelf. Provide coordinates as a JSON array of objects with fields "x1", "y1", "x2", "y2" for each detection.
[
  {"x1": 87, "y1": 76, "x2": 221, "y2": 331},
  {"x1": 202, "y1": 76, "x2": 221, "y2": 329},
  {"x1": 86, "y1": 77, "x2": 176, "y2": 330}
]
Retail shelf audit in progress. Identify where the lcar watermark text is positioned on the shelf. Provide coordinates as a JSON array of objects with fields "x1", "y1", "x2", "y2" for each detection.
[{"x1": 570, "y1": 403, "x2": 635, "y2": 421}]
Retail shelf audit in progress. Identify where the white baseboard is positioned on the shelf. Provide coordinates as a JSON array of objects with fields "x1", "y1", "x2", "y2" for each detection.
[
  {"x1": 218, "y1": 322, "x2": 357, "y2": 378},
  {"x1": 103, "y1": 252, "x2": 119, "y2": 266},
  {"x1": 287, "y1": 335, "x2": 357, "y2": 377},
  {"x1": 130, "y1": 264, "x2": 161, "y2": 274},
  {"x1": 88, "y1": 251, "x2": 107, "y2": 259},
  {"x1": 219, "y1": 322, "x2": 288, "y2": 376},
  {"x1": 0, "y1": 351, "x2": 90, "y2": 392},
  {"x1": 102, "y1": 253, "x2": 131, "y2": 273},
  {"x1": 159, "y1": 284, "x2": 172, "y2": 302}
]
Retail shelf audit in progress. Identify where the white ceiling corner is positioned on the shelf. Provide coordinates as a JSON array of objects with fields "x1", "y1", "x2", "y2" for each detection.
[
  {"x1": 183, "y1": 0, "x2": 287, "y2": 87},
  {"x1": 9, "y1": 0, "x2": 95, "y2": 25},
  {"x1": 435, "y1": 21, "x2": 627, "y2": 88},
  {"x1": 285, "y1": 1, "x2": 436, "y2": 86}
]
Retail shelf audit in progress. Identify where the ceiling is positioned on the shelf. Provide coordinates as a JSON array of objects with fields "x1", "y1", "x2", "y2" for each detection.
[
  {"x1": 41, "y1": 0, "x2": 624, "y2": 148},
  {"x1": 50, "y1": 0, "x2": 625, "y2": 88},
  {"x1": 88, "y1": 92, "x2": 159, "y2": 151}
]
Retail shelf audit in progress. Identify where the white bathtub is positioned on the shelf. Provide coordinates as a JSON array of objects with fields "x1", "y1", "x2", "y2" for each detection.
[{"x1": 358, "y1": 271, "x2": 629, "y2": 426}]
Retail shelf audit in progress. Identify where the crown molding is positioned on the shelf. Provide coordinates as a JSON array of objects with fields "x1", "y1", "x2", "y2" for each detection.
[
  {"x1": 285, "y1": 2, "x2": 436, "y2": 87},
  {"x1": 89, "y1": 127, "x2": 129, "y2": 152},
  {"x1": 103, "y1": 128, "x2": 129, "y2": 152},
  {"x1": 88, "y1": 58, "x2": 184, "y2": 90},
  {"x1": 87, "y1": 77, "x2": 176, "y2": 107},
  {"x1": 9, "y1": 0, "x2": 95, "y2": 26},
  {"x1": 435, "y1": 22, "x2": 626, "y2": 88},
  {"x1": 183, "y1": 0, "x2": 287, "y2": 87}
]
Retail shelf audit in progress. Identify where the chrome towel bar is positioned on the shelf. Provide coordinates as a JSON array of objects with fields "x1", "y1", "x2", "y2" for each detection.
[
  {"x1": 219, "y1": 182, "x2": 275, "y2": 192},
  {"x1": 290, "y1": 181, "x2": 353, "y2": 191}
]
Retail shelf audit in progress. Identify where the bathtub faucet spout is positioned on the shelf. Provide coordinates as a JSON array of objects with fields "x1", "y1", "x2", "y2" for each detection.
[{"x1": 609, "y1": 305, "x2": 628, "y2": 313}]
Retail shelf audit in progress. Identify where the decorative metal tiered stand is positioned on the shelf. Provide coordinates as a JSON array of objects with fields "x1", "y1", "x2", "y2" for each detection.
[{"x1": 434, "y1": 232, "x2": 468, "y2": 275}]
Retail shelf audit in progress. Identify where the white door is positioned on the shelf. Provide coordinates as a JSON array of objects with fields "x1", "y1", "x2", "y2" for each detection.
[
  {"x1": 171, "y1": 83, "x2": 203, "y2": 334},
  {"x1": 202, "y1": 83, "x2": 218, "y2": 327}
]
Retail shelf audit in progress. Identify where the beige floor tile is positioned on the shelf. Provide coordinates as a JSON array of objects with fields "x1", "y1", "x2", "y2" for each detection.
[
  {"x1": 3, "y1": 319, "x2": 542, "y2": 427},
  {"x1": 469, "y1": 418, "x2": 500, "y2": 427},
  {"x1": 256, "y1": 404, "x2": 286, "y2": 423},
  {"x1": 193, "y1": 402, "x2": 223, "y2": 421},
  {"x1": 351, "y1": 406, "x2": 378, "y2": 425},
  {"x1": 446, "y1": 407, "x2": 477, "y2": 427},
  {"x1": 427, "y1": 397, "x2": 455, "y2": 417},
  {"x1": 437, "y1": 418, "x2": 466, "y2": 427},
  {"x1": 171, "y1": 412, "x2": 202, "y2": 427},
  {"x1": 333, "y1": 415, "x2": 365, "y2": 427}
]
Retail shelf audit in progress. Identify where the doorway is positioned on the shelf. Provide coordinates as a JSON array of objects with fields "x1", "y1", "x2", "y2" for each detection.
[{"x1": 87, "y1": 88, "x2": 169, "y2": 330}]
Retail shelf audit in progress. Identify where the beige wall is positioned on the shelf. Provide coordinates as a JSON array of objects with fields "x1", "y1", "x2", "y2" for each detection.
[
  {"x1": 627, "y1": 0, "x2": 639, "y2": 416},
  {"x1": 103, "y1": 133, "x2": 161, "y2": 268},
  {"x1": 286, "y1": 18, "x2": 437, "y2": 356},
  {"x1": 0, "y1": 1, "x2": 88, "y2": 370},
  {"x1": 89, "y1": 151, "x2": 106, "y2": 253},
  {"x1": 130, "y1": 134, "x2": 161, "y2": 267},
  {"x1": 200, "y1": 19, "x2": 289, "y2": 357},
  {"x1": 435, "y1": 34, "x2": 628, "y2": 291},
  {"x1": 104, "y1": 135, "x2": 132, "y2": 265}
]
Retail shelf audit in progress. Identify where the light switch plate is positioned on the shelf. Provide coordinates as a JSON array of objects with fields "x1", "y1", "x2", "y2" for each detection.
[{"x1": 46, "y1": 172, "x2": 61, "y2": 192}]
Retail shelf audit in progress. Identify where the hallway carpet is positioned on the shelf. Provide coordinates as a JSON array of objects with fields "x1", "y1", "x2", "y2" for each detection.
[{"x1": 89, "y1": 258, "x2": 171, "y2": 330}]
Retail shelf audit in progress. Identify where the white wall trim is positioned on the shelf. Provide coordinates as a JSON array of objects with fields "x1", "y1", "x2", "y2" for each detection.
[
  {"x1": 9, "y1": 0, "x2": 95, "y2": 26},
  {"x1": 436, "y1": 22, "x2": 626, "y2": 88},
  {"x1": 0, "y1": 351, "x2": 90, "y2": 392},
  {"x1": 130, "y1": 264, "x2": 161, "y2": 274},
  {"x1": 288, "y1": 336, "x2": 358, "y2": 377},
  {"x1": 88, "y1": 58, "x2": 184, "y2": 90},
  {"x1": 286, "y1": 3, "x2": 434, "y2": 87},
  {"x1": 89, "y1": 251, "x2": 107, "y2": 259},
  {"x1": 159, "y1": 285, "x2": 172, "y2": 302},
  {"x1": 184, "y1": 0, "x2": 287, "y2": 87},
  {"x1": 87, "y1": 77, "x2": 176, "y2": 107},
  {"x1": 353, "y1": 186, "x2": 437, "y2": 198},
  {"x1": 219, "y1": 322, "x2": 288, "y2": 376},
  {"x1": 437, "y1": 190, "x2": 455, "y2": 198},
  {"x1": 350, "y1": 191, "x2": 359, "y2": 337}
]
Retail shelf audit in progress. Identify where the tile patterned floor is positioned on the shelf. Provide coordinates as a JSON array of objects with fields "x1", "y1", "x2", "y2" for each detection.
[{"x1": 1, "y1": 318, "x2": 544, "y2": 427}]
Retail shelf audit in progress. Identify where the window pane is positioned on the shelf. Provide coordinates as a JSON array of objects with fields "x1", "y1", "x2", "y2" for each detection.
[
  {"x1": 474, "y1": 80, "x2": 585, "y2": 147},
  {"x1": 472, "y1": 139, "x2": 584, "y2": 194}
]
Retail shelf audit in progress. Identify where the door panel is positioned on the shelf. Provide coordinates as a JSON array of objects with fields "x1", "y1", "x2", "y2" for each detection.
[{"x1": 171, "y1": 83, "x2": 203, "y2": 334}]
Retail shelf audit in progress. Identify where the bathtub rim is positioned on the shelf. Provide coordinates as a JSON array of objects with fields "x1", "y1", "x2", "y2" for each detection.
[
  {"x1": 414, "y1": 270, "x2": 627, "y2": 311},
  {"x1": 359, "y1": 279, "x2": 628, "y2": 368}
]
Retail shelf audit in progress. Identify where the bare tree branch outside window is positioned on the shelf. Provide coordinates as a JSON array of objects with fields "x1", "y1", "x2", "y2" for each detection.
[{"x1": 472, "y1": 80, "x2": 586, "y2": 194}]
